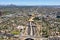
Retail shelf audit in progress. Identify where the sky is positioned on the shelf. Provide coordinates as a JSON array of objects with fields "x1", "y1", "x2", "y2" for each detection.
[{"x1": 0, "y1": 0, "x2": 60, "y2": 5}]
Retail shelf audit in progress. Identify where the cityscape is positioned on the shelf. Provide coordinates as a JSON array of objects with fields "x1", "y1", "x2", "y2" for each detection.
[
  {"x1": 0, "y1": 0, "x2": 60, "y2": 40},
  {"x1": 0, "y1": 5, "x2": 60, "y2": 40}
]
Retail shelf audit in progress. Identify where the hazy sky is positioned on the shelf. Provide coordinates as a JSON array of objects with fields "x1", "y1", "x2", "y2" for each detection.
[{"x1": 0, "y1": 0, "x2": 60, "y2": 5}]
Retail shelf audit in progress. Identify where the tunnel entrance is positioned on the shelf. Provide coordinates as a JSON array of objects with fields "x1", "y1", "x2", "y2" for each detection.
[{"x1": 25, "y1": 38, "x2": 34, "y2": 40}]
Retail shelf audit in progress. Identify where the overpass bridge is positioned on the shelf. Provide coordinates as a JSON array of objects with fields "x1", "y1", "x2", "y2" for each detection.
[{"x1": 19, "y1": 14, "x2": 42, "y2": 40}]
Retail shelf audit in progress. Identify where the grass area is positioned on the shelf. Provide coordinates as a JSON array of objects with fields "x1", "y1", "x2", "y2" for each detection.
[{"x1": 11, "y1": 30, "x2": 20, "y2": 35}]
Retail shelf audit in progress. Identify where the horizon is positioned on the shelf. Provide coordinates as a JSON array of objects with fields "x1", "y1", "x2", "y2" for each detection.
[
  {"x1": 1, "y1": 4, "x2": 60, "y2": 6},
  {"x1": 0, "y1": 0, "x2": 60, "y2": 6}
]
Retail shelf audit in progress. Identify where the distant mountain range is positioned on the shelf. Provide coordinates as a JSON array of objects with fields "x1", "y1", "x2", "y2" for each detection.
[{"x1": 0, "y1": 5, "x2": 60, "y2": 8}]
